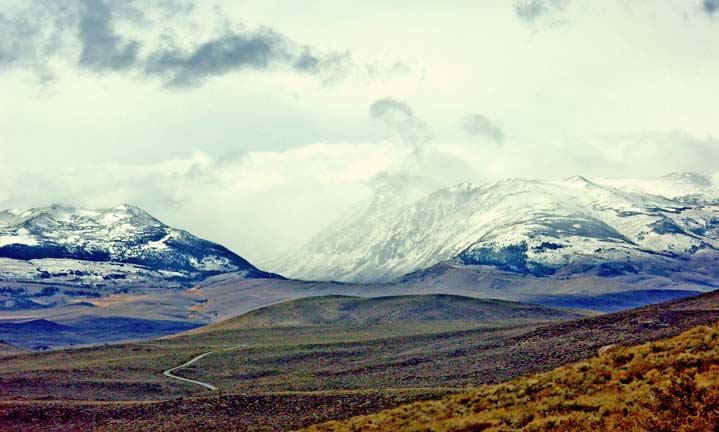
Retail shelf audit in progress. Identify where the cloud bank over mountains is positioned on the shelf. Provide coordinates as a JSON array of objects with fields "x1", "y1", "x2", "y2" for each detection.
[
  {"x1": 1, "y1": 0, "x2": 719, "y2": 261},
  {"x1": 2, "y1": 98, "x2": 717, "y2": 261}
]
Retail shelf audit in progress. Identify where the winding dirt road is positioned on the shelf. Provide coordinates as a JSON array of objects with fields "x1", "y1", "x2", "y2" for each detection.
[
  {"x1": 162, "y1": 345, "x2": 246, "y2": 391},
  {"x1": 163, "y1": 351, "x2": 219, "y2": 390}
]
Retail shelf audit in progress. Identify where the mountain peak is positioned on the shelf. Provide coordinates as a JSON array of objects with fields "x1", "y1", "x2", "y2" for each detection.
[
  {"x1": 558, "y1": 175, "x2": 597, "y2": 188},
  {"x1": 0, "y1": 204, "x2": 278, "y2": 285},
  {"x1": 115, "y1": 203, "x2": 148, "y2": 214}
]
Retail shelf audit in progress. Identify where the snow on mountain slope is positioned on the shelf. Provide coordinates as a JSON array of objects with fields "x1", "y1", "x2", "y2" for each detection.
[
  {"x1": 274, "y1": 174, "x2": 719, "y2": 283},
  {"x1": 597, "y1": 172, "x2": 719, "y2": 201},
  {"x1": 0, "y1": 204, "x2": 276, "y2": 286}
]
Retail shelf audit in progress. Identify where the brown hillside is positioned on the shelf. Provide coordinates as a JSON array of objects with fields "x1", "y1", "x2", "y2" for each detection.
[{"x1": 302, "y1": 321, "x2": 719, "y2": 432}]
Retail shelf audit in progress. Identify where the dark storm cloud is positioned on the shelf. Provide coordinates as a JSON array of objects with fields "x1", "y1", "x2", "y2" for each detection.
[
  {"x1": 0, "y1": 0, "x2": 351, "y2": 87},
  {"x1": 515, "y1": 0, "x2": 569, "y2": 23},
  {"x1": 77, "y1": 0, "x2": 140, "y2": 71},
  {"x1": 0, "y1": 2, "x2": 76, "y2": 81},
  {"x1": 462, "y1": 114, "x2": 504, "y2": 145},
  {"x1": 0, "y1": 0, "x2": 145, "y2": 75},
  {"x1": 144, "y1": 29, "x2": 347, "y2": 87},
  {"x1": 0, "y1": 13, "x2": 22, "y2": 67},
  {"x1": 704, "y1": 0, "x2": 719, "y2": 16}
]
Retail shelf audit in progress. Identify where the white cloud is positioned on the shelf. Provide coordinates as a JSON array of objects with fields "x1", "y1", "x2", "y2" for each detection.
[
  {"x1": 0, "y1": 140, "x2": 415, "y2": 261},
  {"x1": 1, "y1": 128, "x2": 718, "y2": 266}
]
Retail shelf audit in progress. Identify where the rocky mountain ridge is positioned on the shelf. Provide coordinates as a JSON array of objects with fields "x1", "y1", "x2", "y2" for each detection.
[{"x1": 273, "y1": 173, "x2": 719, "y2": 283}]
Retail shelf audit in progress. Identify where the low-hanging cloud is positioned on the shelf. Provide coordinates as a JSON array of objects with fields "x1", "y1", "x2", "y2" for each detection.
[
  {"x1": 366, "y1": 99, "x2": 474, "y2": 195},
  {"x1": 0, "y1": 142, "x2": 412, "y2": 261},
  {"x1": 0, "y1": 0, "x2": 353, "y2": 87},
  {"x1": 369, "y1": 98, "x2": 432, "y2": 153},
  {"x1": 461, "y1": 114, "x2": 504, "y2": 145}
]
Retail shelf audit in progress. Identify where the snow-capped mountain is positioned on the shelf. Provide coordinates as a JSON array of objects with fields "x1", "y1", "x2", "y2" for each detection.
[
  {"x1": 0, "y1": 204, "x2": 276, "y2": 287},
  {"x1": 274, "y1": 173, "x2": 719, "y2": 283}
]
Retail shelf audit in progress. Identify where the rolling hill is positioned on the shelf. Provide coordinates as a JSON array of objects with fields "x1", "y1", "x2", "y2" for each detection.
[{"x1": 202, "y1": 294, "x2": 590, "y2": 329}]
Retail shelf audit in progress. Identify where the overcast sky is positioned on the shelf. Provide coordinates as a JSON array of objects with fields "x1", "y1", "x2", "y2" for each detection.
[{"x1": 1, "y1": 0, "x2": 719, "y2": 264}]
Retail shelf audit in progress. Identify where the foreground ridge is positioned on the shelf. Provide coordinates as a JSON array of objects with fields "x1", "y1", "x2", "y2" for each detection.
[{"x1": 302, "y1": 321, "x2": 719, "y2": 431}]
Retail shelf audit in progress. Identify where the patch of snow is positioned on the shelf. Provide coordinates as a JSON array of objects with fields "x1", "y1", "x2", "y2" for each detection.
[
  {"x1": 189, "y1": 256, "x2": 236, "y2": 272},
  {"x1": 0, "y1": 229, "x2": 38, "y2": 247},
  {"x1": 145, "y1": 231, "x2": 179, "y2": 250}
]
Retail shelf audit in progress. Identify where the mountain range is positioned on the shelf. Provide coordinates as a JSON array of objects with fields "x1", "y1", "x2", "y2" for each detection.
[
  {"x1": 274, "y1": 173, "x2": 719, "y2": 283},
  {"x1": 1, "y1": 173, "x2": 718, "y2": 348}
]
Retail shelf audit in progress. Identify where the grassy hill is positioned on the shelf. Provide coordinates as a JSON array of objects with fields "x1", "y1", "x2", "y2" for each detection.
[
  {"x1": 302, "y1": 321, "x2": 719, "y2": 431},
  {"x1": 200, "y1": 294, "x2": 589, "y2": 330}
]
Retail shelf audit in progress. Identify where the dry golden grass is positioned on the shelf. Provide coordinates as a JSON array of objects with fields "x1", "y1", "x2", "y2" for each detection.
[{"x1": 302, "y1": 322, "x2": 719, "y2": 432}]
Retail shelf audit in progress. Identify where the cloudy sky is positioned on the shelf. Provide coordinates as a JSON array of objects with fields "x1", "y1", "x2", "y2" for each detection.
[{"x1": 1, "y1": 0, "x2": 719, "y2": 263}]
